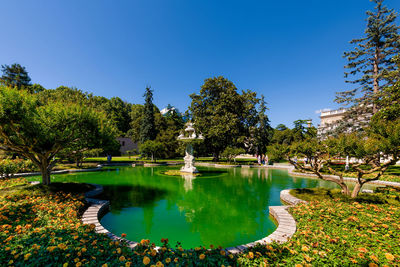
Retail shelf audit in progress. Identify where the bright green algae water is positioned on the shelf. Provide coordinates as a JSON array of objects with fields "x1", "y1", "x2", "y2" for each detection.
[{"x1": 32, "y1": 166, "x2": 336, "y2": 248}]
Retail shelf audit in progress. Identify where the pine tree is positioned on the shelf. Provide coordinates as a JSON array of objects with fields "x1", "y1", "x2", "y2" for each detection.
[
  {"x1": 0, "y1": 63, "x2": 32, "y2": 90},
  {"x1": 140, "y1": 86, "x2": 156, "y2": 143},
  {"x1": 254, "y1": 95, "x2": 272, "y2": 156},
  {"x1": 335, "y1": 0, "x2": 400, "y2": 130}
]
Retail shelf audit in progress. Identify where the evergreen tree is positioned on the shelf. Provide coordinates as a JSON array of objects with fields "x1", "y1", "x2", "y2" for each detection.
[
  {"x1": 140, "y1": 86, "x2": 156, "y2": 143},
  {"x1": 254, "y1": 95, "x2": 272, "y2": 155},
  {"x1": 0, "y1": 63, "x2": 32, "y2": 90},
  {"x1": 336, "y1": 0, "x2": 400, "y2": 130}
]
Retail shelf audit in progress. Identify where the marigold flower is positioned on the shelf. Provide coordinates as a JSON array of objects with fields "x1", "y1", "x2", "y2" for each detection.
[
  {"x1": 301, "y1": 245, "x2": 309, "y2": 252},
  {"x1": 358, "y1": 247, "x2": 368, "y2": 253},
  {"x1": 174, "y1": 258, "x2": 178, "y2": 263},
  {"x1": 119, "y1": 256, "x2": 126, "y2": 262},
  {"x1": 165, "y1": 258, "x2": 171, "y2": 263},
  {"x1": 199, "y1": 254, "x2": 206, "y2": 260},
  {"x1": 370, "y1": 255, "x2": 379, "y2": 262},
  {"x1": 121, "y1": 233, "x2": 127, "y2": 238},
  {"x1": 385, "y1": 253, "x2": 395, "y2": 261},
  {"x1": 101, "y1": 264, "x2": 108, "y2": 267},
  {"x1": 155, "y1": 262, "x2": 164, "y2": 267},
  {"x1": 24, "y1": 253, "x2": 31, "y2": 261},
  {"x1": 125, "y1": 262, "x2": 132, "y2": 267},
  {"x1": 220, "y1": 250, "x2": 226, "y2": 256},
  {"x1": 143, "y1": 256, "x2": 151, "y2": 265},
  {"x1": 369, "y1": 263, "x2": 378, "y2": 267}
]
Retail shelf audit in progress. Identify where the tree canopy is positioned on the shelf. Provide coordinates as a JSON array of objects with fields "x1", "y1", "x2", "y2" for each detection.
[
  {"x1": 0, "y1": 86, "x2": 119, "y2": 184},
  {"x1": 189, "y1": 76, "x2": 269, "y2": 160},
  {"x1": 0, "y1": 63, "x2": 32, "y2": 90}
]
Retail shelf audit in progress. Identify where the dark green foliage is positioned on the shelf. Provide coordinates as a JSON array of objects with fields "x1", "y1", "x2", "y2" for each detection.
[
  {"x1": 189, "y1": 76, "x2": 265, "y2": 160},
  {"x1": 140, "y1": 87, "x2": 157, "y2": 143},
  {"x1": 336, "y1": 0, "x2": 400, "y2": 130},
  {"x1": 375, "y1": 55, "x2": 400, "y2": 121},
  {"x1": 139, "y1": 140, "x2": 164, "y2": 162},
  {"x1": 253, "y1": 95, "x2": 272, "y2": 155},
  {"x1": 0, "y1": 63, "x2": 31, "y2": 90}
]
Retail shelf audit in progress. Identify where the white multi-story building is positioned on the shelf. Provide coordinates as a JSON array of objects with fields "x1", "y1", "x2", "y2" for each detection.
[{"x1": 317, "y1": 108, "x2": 347, "y2": 136}]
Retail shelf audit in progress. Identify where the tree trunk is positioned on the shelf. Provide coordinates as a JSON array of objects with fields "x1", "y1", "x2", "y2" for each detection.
[
  {"x1": 351, "y1": 182, "x2": 363, "y2": 198},
  {"x1": 39, "y1": 158, "x2": 51, "y2": 185},
  {"x1": 372, "y1": 49, "x2": 380, "y2": 114}
]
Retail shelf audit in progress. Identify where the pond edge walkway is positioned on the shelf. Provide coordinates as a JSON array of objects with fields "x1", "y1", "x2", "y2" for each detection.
[{"x1": 81, "y1": 184, "x2": 306, "y2": 254}]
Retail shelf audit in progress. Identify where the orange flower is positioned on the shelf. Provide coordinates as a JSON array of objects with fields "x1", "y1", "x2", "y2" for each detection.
[
  {"x1": 165, "y1": 258, "x2": 171, "y2": 263},
  {"x1": 119, "y1": 256, "x2": 126, "y2": 262},
  {"x1": 220, "y1": 250, "x2": 226, "y2": 256},
  {"x1": 370, "y1": 255, "x2": 379, "y2": 262},
  {"x1": 143, "y1": 256, "x2": 151, "y2": 265},
  {"x1": 385, "y1": 253, "x2": 395, "y2": 261},
  {"x1": 125, "y1": 262, "x2": 132, "y2": 267},
  {"x1": 248, "y1": 252, "x2": 254, "y2": 259},
  {"x1": 358, "y1": 247, "x2": 368, "y2": 253},
  {"x1": 24, "y1": 253, "x2": 31, "y2": 261},
  {"x1": 199, "y1": 254, "x2": 206, "y2": 260},
  {"x1": 369, "y1": 263, "x2": 378, "y2": 267},
  {"x1": 121, "y1": 233, "x2": 127, "y2": 238}
]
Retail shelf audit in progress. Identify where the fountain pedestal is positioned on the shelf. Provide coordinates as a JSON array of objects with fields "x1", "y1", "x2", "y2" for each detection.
[{"x1": 177, "y1": 122, "x2": 204, "y2": 173}]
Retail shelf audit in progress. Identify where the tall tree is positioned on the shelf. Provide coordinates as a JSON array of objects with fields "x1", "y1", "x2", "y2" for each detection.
[
  {"x1": 253, "y1": 95, "x2": 272, "y2": 156},
  {"x1": 336, "y1": 0, "x2": 400, "y2": 130},
  {"x1": 0, "y1": 63, "x2": 31, "y2": 90},
  {"x1": 189, "y1": 76, "x2": 259, "y2": 161},
  {"x1": 140, "y1": 87, "x2": 157, "y2": 143}
]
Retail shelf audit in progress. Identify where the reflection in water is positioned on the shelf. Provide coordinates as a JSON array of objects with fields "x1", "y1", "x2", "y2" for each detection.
[
  {"x1": 45, "y1": 166, "x2": 338, "y2": 248},
  {"x1": 180, "y1": 173, "x2": 196, "y2": 192}
]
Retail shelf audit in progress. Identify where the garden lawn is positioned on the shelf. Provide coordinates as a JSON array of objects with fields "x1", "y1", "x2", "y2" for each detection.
[
  {"x1": 238, "y1": 187, "x2": 400, "y2": 266},
  {"x1": 0, "y1": 178, "x2": 236, "y2": 267}
]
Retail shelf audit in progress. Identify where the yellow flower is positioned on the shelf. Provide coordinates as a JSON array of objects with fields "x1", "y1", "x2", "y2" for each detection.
[
  {"x1": 220, "y1": 250, "x2": 226, "y2": 256},
  {"x1": 295, "y1": 264, "x2": 303, "y2": 267},
  {"x1": 304, "y1": 254, "x2": 312, "y2": 262},
  {"x1": 155, "y1": 262, "x2": 164, "y2": 267},
  {"x1": 8, "y1": 260, "x2": 14, "y2": 265},
  {"x1": 63, "y1": 263, "x2": 68, "y2": 267},
  {"x1": 165, "y1": 258, "x2": 171, "y2": 263},
  {"x1": 76, "y1": 263, "x2": 82, "y2": 267},
  {"x1": 117, "y1": 248, "x2": 121, "y2": 254},
  {"x1": 301, "y1": 245, "x2": 309, "y2": 252},
  {"x1": 174, "y1": 258, "x2": 179, "y2": 263},
  {"x1": 101, "y1": 264, "x2": 108, "y2": 267},
  {"x1": 199, "y1": 254, "x2": 206, "y2": 260},
  {"x1": 24, "y1": 253, "x2": 31, "y2": 261},
  {"x1": 143, "y1": 256, "x2": 151, "y2": 265},
  {"x1": 125, "y1": 262, "x2": 132, "y2": 267},
  {"x1": 81, "y1": 247, "x2": 87, "y2": 253},
  {"x1": 151, "y1": 249, "x2": 157, "y2": 257},
  {"x1": 385, "y1": 253, "x2": 395, "y2": 261},
  {"x1": 369, "y1": 263, "x2": 378, "y2": 267},
  {"x1": 119, "y1": 256, "x2": 126, "y2": 262},
  {"x1": 248, "y1": 252, "x2": 254, "y2": 259}
]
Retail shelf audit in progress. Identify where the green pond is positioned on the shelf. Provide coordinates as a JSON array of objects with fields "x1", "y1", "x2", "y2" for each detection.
[{"x1": 33, "y1": 166, "x2": 336, "y2": 248}]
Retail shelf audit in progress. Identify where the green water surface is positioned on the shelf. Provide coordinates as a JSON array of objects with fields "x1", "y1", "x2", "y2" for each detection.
[{"x1": 34, "y1": 166, "x2": 336, "y2": 248}]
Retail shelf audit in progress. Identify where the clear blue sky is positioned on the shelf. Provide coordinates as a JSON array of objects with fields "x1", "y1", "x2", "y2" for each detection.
[{"x1": 1, "y1": 0, "x2": 400, "y2": 127}]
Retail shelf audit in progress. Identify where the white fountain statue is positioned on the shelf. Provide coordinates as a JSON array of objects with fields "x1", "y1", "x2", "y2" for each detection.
[{"x1": 177, "y1": 122, "x2": 204, "y2": 173}]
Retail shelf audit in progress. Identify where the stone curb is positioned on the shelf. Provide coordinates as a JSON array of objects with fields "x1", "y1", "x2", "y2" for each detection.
[
  {"x1": 81, "y1": 184, "x2": 139, "y2": 250},
  {"x1": 280, "y1": 189, "x2": 307, "y2": 206}
]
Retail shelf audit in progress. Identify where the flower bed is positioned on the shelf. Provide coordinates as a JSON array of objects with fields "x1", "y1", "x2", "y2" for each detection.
[
  {"x1": 0, "y1": 177, "x2": 29, "y2": 190},
  {"x1": 238, "y1": 187, "x2": 400, "y2": 266},
  {"x1": 0, "y1": 183, "x2": 236, "y2": 266}
]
